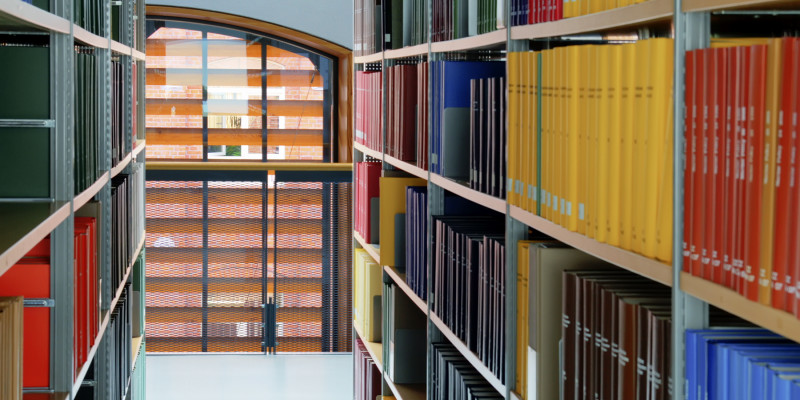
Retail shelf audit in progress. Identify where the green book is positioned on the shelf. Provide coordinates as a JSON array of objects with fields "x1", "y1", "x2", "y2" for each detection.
[
  {"x1": 0, "y1": 46, "x2": 49, "y2": 119},
  {"x1": 0, "y1": 128, "x2": 50, "y2": 198}
]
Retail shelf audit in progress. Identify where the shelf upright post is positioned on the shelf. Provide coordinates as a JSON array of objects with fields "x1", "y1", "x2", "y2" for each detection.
[
  {"x1": 672, "y1": 5, "x2": 710, "y2": 400},
  {"x1": 506, "y1": 35, "x2": 528, "y2": 400},
  {"x1": 97, "y1": 0, "x2": 114, "y2": 397},
  {"x1": 49, "y1": 0, "x2": 78, "y2": 395}
]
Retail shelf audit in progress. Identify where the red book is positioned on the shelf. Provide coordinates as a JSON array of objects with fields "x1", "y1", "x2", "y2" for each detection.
[
  {"x1": 683, "y1": 50, "x2": 696, "y2": 273},
  {"x1": 742, "y1": 45, "x2": 768, "y2": 301},
  {"x1": 732, "y1": 46, "x2": 749, "y2": 293},
  {"x1": 775, "y1": 38, "x2": 799, "y2": 310},
  {"x1": 0, "y1": 256, "x2": 51, "y2": 388},
  {"x1": 691, "y1": 48, "x2": 709, "y2": 278},
  {"x1": 710, "y1": 48, "x2": 728, "y2": 284},
  {"x1": 722, "y1": 47, "x2": 739, "y2": 289},
  {"x1": 792, "y1": 38, "x2": 800, "y2": 318}
]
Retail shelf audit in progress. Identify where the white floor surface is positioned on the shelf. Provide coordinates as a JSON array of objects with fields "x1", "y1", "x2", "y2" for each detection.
[{"x1": 146, "y1": 354, "x2": 354, "y2": 400}]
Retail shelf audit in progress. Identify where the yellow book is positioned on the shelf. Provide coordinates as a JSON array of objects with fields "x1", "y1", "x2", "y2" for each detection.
[
  {"x1": 379, "y1": 176, "x2": 426, "y2": 267},
  {"x1": 646, "y1": 38, "x2": 674, "y2": 263},
  {"x1": 354, "y1": 248, "x2": 365, "y2": 333},
  {"x1": 542, "y1": 49, "x2": 552, "y2": 222},
  {"x1": 354, "y1": 248, "x2": 381, "y2": 341},
  {"x1": 606, "y1": 44, "x2": 623, "y2": 246},
  {"x1": 590, "y1": 0, "x2": 603, "y2": 14},
  {"x1": 566, "y1": 45, "x2": 580, "y2": 232},
  {"x1": 585, "y1": 45, "x2": 598, "y2": 239},
  {"x1": 514, "y1": 52, "x2": 533, "y2": 211},
  {"x1": 619, "y1": 43, "x2": 636, "y2": 250},
  {"x1": 595, "y1": 45, "x2": 610, "y2": 243},
  {"x1": 577, "y1": 45, "x2": 589, "y2": 235},
  {"x1": 557, "y1": 46, "x2": 568, "y2": 226},
  {"x1": 508, "y1": 52, "x2": 520, "y2": 208},
  {"x1": 630, "y1": 40, "x2": 650, "y2": 254},
  {"x1": 640, "y1": 38, "x2": 658, "y2": 258},
  {"x1": 531, "y1": 51, "x2": 540, "y2": 215},
  {"x1": 759, "y1": 38, "x2": 784, "y2": 303}
]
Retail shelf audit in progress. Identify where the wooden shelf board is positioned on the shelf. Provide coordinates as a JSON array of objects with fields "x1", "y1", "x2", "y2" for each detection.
[
  {"x1": 131, "y1": 336, "x2": 144, "y2": 368},
  {"x1": 683, "y1": 0, "x2": 800, "y2": 12},
  {"x1": 430, "y1": 173, "x2": 507, "y2": 214},
  {"x1": 681, "y1": 272, "x2": 800, "y2": 343},
  {"x1": 384, "y1": 155, "x2": 428, "y2": 180},
  {"x1": 386, "y1": 378, "x2": 426, "y2": 400},
  {"x1": 431, "y1": 29, "x2": 507, "y2": 53},
  {"x1": 384, "y1": 266, "x2": 428, "y2": 314},
  {"x1": 385, "y1": 43, "x2": 428, "y2": 59},
  {"x1": 0, "y1": 0, "x2": 70, "y2": 33},
  {"x1": 511, "y1": 0, "x2": 672, "y2": 40},
  {"x1": 73, "y1": 24, "x2": 108, "y2": 49},
  {"x1": 354, "y1": 231, "x2": 381, "y2": 265},
  {"x1": 111, "y1": 152, "x2": 134, "y2": 178},
  {"x1": 0, "y1": 202, "x2": 70, "y2": 277},
  {"x1": 354, "y1": 141, "x2": 383, "y2": 160},
  {"x1": 110, "y1": 39, "x2": 130, "y2": 56},
  {"x1": 354, "y1": 321, "x2": 383, "y2": 373},
  {"x1": 133, "y1": 140, "x2": 146, "y2": 158},
  {"x1": 509, "y1": 205, "x2": 672, "y2": 286},
  {"x1": 132, "y1": 49, "x2": 146, "y2": 61},
  {"x1": 430, "y1": 312, "x2": 506, "y2": 397},
  {"x1": 74, "y1": 172, "x2": 109, "y2": 211},
  {"x1": 355, "y1": 52, "x2": 384, "y2": 64}
]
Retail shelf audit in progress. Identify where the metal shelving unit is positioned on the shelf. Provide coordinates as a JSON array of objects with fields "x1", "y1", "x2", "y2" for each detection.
[
  {"x1": 353, "y1": 0, "x2": 800, "y2": 399},
  {"x1": 0, "y1": 0, "x2": 146, "y2": 397}
]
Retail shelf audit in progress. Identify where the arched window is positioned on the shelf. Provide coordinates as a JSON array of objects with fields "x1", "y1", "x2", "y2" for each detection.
[{"x1": 146, "y1": 18, "x2": 341, "y2": 162}]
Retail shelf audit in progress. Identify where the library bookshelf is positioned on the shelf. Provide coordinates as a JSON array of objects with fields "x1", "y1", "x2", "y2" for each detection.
[
  {"x1": 0, "y1": 0, "x2": 147, "y2": 398},
  {"x1": 353, "y1": 0, "x2": 800, "y2": 399}
]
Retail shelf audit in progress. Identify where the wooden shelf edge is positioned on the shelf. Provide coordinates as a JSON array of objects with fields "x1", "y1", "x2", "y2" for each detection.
[
  {"x1": 132, "y1": 49, "x2": 145, "y2": 61},
  {"x1": 680, "y1": 272, "x2": 800, "y2": 343},
  {"x1": 73, "y1": 304, "x2": 113, "y2": 398},
  {"x1": 131, "y1": 336, "x2": 144, "y2": 369},
  {"x1": 383, "y1": 266, "x2": 428, "y2": 314},
  {"x1": 385, "y1": 43, "x2": 428, "y2": 59},
  {"x1": 0, "y1": 0, "x2": 71, "y2": 34},
  {"x1": 430, "y1": 312, "x2": 507, "y2": 397},
  {"x1": 133, "y1": 140, "x2": 146, "y2": 158},
  {"x1": 111, "y1": 152, "x2": 133, "y2": 178},
  {"x1": 0, "y1": 202, "x2": 70, "y2": 277},
  {"x1": 431, "y1": 29, "x2": 508, "y2": 53},
  {"x1": 74, "y1": 172, "x2": 109, "y2": 211},
  {"x1": 385, "y1": 378, "x2": 426, "y2": 400},
  {"x1": 354, "y1": 321, "x2": 384, "y2": 373},
  {"x1": 110, "y1": 40, "x2": 130, "y2": 55},
  {"x1": 73, "y1": 25, "x2": 108, "y2": 49},
  {"x1": 683, "y1": 0, "x2": 800, "y2": 12},
  {"x1": 353, "y1": 141, "x2": 384, "y2": 160},
  {"x1": 384, "y1": 155, "x2": 428, "y2": 180},
  {"x1": 354, "y1": 231, "x2": 381, "y2": 265},
  {"x1": 354, "y1": 52, "x2": 384, "y2": 64},
  {"x1": 510, "y1": 0, "x2": 672, "y2": 40},
  {"x1": 430, "y1": 174, "x2": 507, "y2": 214},
  {"x1": 509, "y1": 206, "x2": 672, "y2": 286}
]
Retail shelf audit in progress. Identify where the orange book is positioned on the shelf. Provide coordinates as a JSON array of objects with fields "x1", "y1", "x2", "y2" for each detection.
[
  {"x1": 758, "y1": 39, "x2": 783, "y2": 304},
  {"x1": 774, "y1": 38, "x2": 799, "y2": 310}
]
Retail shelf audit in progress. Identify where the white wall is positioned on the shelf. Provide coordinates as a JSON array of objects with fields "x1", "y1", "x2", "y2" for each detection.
[{"x1": 146, "y1": 0, "x2": 353, "y2": 49}]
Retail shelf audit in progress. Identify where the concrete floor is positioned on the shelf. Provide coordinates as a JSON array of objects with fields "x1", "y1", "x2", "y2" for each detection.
[{"x1": 146, "y1": 354, "x2": 354, "y2": 400}]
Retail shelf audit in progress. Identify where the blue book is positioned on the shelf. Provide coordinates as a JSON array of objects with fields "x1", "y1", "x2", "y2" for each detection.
[
  {"x1": 743, "y1": 358, "x2": 800, "y2": 400},
  {"x1": 771, "y1": 374, "x2": 800, "y2": 400},
  {"x1": 715, "y1": 344, "x2": 800, "y2": 400},
  {"x1": 763, "y1": 365, "x2": 800, "y2": 400},
  {"x1": 699, "y1": 331, "x2": 784, "y2": 400}
]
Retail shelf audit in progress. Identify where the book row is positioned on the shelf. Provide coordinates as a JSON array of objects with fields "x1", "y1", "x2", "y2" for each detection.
[
  {"x1": 431, "y1": 341, "x2": 504, "y2": 399},
  {"x1": 469, "y1": 76, "x2": 507, "y2": 198},
  {"x1": 433, "y1": 215, "x2": 506, "y2": 382},
  {"x1": 355, "y1": 0, "x2": 429, "y2": 56},
  {"x1": 111, "y1": 169, "x2": 144, "y2": 290},
  {"x1": 686, "y1": 328, "x2": 800, "y2": 400},
  {"x1": 507, "y1": 38, "x2": 674, "y2": 264},
  {"x1": 431, "y1": 0, "x2": 504, "y2": 42},
  {"x1": 0, "y1": 215, "x2": 100, "y2": 389},
  {"x1": 386, "y1": 63, "x2": 421, "y2": 163},
  {"x1": 683, "y1": 38, "x2": 800, "y2": 313},
  {"x1": 385, "y1": 282, "x2": 427, "y2": 384},
  {"x1": 355, "y1": 338, "x2": 382, "y2": 400},
  {"x1": 112, "y1": 58, "x2": 137, "y2": 167},
  {"x1": 76, "y1": 48, "x2": 101, "y2": 195},
  {"x1": 74, "y1": 0, "x2": 107, "y2": 36},
  {"x1": 355, "y1": 70, "x2": 384, "y2": 152},
  {"x1": 0, "y1": 297, "x2": 23, "y2": 400},
  {"x1": 355, "y1": 161, "x2": 381, "y2": 244},
  {"x1": 354, "y1": 247, "x2": 382, "y2": 342},
  {"x1": 510, "y1": 0, "x2": 652, "y2": 25}
]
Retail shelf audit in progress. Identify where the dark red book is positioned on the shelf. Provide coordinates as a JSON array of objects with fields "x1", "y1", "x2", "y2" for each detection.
[
  {"x1": 711, "y1": 48, "x2": 728, "y2": 284},
  {"x1": 691, "y1": 48, "x2": 709, "y2": 278},
  {"x1": 683, "y1": 50, "x2": 696, "y2": 273}
]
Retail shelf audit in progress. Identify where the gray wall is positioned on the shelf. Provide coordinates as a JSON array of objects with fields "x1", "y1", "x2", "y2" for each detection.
[{"x1": 146, "y1": 0, "x2": 353, "y2": 49}]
